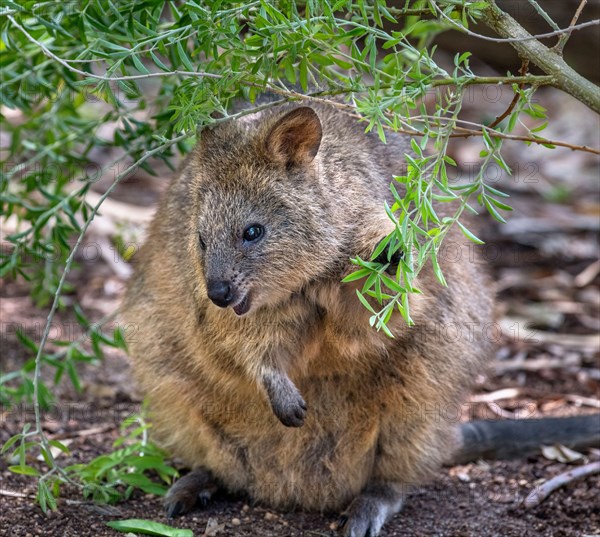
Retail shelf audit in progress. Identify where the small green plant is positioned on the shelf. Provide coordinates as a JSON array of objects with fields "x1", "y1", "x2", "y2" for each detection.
[
  {"x1": 0, "y1": 307, "x2": 126, "y2": 408},
  {"x1": 68, "y1": 416, "x2": 177, "y2": 504},
  {"x1": 2, "y1": 414, "x2": 177, "y2": 511}
]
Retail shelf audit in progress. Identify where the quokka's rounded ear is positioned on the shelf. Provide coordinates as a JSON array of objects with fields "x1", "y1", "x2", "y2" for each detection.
[{"x1": 265, "y1": 107, "x2": 322, "y2": 167}]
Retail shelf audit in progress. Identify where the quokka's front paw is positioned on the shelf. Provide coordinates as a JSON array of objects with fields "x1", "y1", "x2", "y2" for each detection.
[
  {"x1": 164, "y1": 469, "x2": 218, "y2": 518},
  {"x1": 263, "y1": 370, "x2": 307, "y2": 427},
  {"x1": 271, "y1": 389, "x2": 307, "y2": 427},
  {"x1": 372, "y1": 236, "x2": 404, "y2": 275}
]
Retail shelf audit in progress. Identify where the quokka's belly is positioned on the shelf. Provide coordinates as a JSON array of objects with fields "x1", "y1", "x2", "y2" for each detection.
[
  {"x1": 158, "y1": 375, "x2": 383, "y2": 511},
  {"x1": 225, "y1": 411, "x2": 379, "y2": 510}
]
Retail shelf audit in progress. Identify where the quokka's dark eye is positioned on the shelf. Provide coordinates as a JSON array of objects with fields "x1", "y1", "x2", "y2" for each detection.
[
  {"x1": 198, "y1": 232, "x2": 206, "y2": 250},
  {"x1": 243, "y1": 224, "x2": 264, "y2": 243}
]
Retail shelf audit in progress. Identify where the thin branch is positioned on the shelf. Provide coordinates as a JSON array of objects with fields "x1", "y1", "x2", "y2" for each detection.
[
  {"x1": 9, "y1": 15, "x2": 556, "y2": 93},
  {"x1": 419, "y1": 118, "x2": 599, "y2": 154},
  {"x1": 554, "y1": 0, "x2": 589, "y2": 55},
  {"x1": 450, "y1": 128, "x2": 599, "y2": 154},
  {"x1": 308, "y1": 98, "x2": 600, "y2": 154},
  {"x1": 6, "y1": 132, "x2": 81, "y2": 179},
  {"x1": 482, "y1": 1, "x2": 600, "y2": 114},
  {"x1": 488, "y1": 60, "x2": 529, "y2": 129},
  {"x1": 6, "y1": 2, "x2": 600, "y2": 90},
  {"x1": 429, "y1": 75, "x2": 553, "y2": 87},
  {"x1": 16, "y1": 6, "x2": 598, "y2": 135},
  {"x1": 282, "y1": 79, "x2": 598, "y2": 155},
  {"x1": 431, "y1": 1, "x2": 600, "y2": 43},
  {"x1": 524, "y1": 461, "x2": 600, "y2": 508},
  {"x1": 348, "y1": 4, "x2": 439, "y2": 18},
  {"x1": 8, "y1": 15, "x2": 223, "y2": 83},
  {"x1": 0, "y1": 489, "x2": 31, "y2": 499},
  {"x1": 14, "y1": 14, "x2": 584, "y2": 153}
]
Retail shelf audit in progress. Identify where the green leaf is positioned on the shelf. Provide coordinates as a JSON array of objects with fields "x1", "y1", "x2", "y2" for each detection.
[
  {"x1": 457, "y1": 222, "x2": 484, "y2": 244},
  {"x1": 380, "y1": 274, "x2": 404, "y2": 293},
  {"x1": 432, "y1": 194, "x2": 456, "y2": 202},
  {"x1": 132, "y1": 54, "x2": 150, "y2": 75},
  {"x1": 66, "y1": 359, "x2": 82, "y2": 393},
  {"x1": 38, "y1": 480, "x2": 49, "y2": 513},
  {"x1": 15, "y1": 330, "x2": 37, "y2": 353},
  {"x1": 299, "y1": 57, "x2": 308, "y2": 92},
  {"x1": 457, "y1": 51, "x2": 472, "y2": 65},
  {"x1": 38, "y1": 478, "x2": 58, "y2": 512},
  {"x1": 106, "y1": 519, "x2": 194, "y2": 537},
  {"x1": 48, "y1": 440, "x2": 71, "y2": 455},
  {"x1": 1, "y1": 434, "x2": 22, "y2": 455},
  {"x1": 379, "y1": 321, "x2": 394, "y2": 338},
  {"x1": 176, "y1": 42, "x2": 194, "y2": 71},
  {"x1": 150, "y1": 51, "x2": 170, "y2": 72},
  {"x1": 410, "y1": 138, "x2": 423, "y2": 157},
  {"x1": 342, "y1": 268, "x2": 371, "y2": 283},
  {"x1": 9, "y1": 465, "x2": 40, "y2": 476},
  {"x1": 73, "y1": 304, "x2": 89, "y2": 328},
  {"x1": 430, "y1": 250, "x2": 447, "y2": 287},
  {"x1": 530, "y1": 121, "x2": 548, "y2": 133},
  {"x1": 371, "y1": 233, "x2": 391, "y2": 261},
  {"x1": 119, "y1": 473, "x2": 167, "y2": 495},
  {"x1": 492, "y1": 155, "x2": 511, "y2": 175},
  {"x1": 356, "y1": 290, "x2": 376, "y2": 314},
  {"x1": 483, "y1": 184, "x2": 510, "y2": 198},
  {"x1": 507, "y1": 111, "x2": 519, "y2": 132},
  {"x1": 488, "y1": 197, "x2": 513, "y2": 211},
  {"x1": 112, "y1": 327, "x2": 128, "y2": 350},
  {"x1": 483, "y1": 196, "x2": 507, "y2": 223}
]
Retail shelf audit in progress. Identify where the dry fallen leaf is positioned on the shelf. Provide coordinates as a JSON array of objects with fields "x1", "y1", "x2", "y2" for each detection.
[
  {"x1": 203, "y1": 517, "x2": 225, "y2": 537},
  {"x1": 541, "y1": 444, "x2": 587, "y2": 464}
]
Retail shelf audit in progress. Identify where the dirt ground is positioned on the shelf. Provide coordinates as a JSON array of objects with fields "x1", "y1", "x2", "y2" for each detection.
[{"x1": 1, "y1": 87, "x2": 599, "y2": 536}]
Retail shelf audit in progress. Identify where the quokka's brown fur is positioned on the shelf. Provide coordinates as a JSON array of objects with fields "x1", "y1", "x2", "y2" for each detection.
[{"x1": 122, "y1": 103, "x2": 494, "y2": 533}]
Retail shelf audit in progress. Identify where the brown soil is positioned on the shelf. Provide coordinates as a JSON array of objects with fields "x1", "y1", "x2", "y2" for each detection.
[{"x1": 2, "y1": 460, "x2": 599, "y2": 537}]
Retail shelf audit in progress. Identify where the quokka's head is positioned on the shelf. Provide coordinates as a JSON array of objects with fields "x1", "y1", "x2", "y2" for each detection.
[{"x1": 186, "y1": 106, "x2": 343, "y2": 316}]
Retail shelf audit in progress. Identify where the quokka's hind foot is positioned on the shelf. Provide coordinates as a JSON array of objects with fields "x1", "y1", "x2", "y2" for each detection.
[
  {"x1": 337, "y1": 483, "x2": 406, "y2": 537},
  {"x1": 164, "y1": 469, "x2": 219, "y2": 518}
]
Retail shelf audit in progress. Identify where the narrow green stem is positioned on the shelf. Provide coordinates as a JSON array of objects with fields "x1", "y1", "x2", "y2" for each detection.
[{"x1": 526, "y1": 0, "x2": 561, "y2": 32}]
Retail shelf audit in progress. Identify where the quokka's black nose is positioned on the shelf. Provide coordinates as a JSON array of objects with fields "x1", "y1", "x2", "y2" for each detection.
[{"x1": 206, "y1": 280, "x2": 234, "y2": 307}]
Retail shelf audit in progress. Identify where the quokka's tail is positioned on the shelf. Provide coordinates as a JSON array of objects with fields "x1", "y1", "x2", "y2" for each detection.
[{"x1": 453, "y1": 414, "x2": 600, "y2": 465}]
